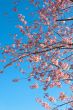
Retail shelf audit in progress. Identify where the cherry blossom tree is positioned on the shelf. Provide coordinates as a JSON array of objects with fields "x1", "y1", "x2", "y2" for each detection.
[{"x1": 0, "y1": 0, "x2": 73, "y2": 110}]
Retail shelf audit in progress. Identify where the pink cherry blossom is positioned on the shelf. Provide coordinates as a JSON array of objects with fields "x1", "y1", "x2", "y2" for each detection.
[
  {"x1": 30, "y1": 83, "x2": 39, "y2": 89},
  {"x1": 59, "y1": 92, "x2": 67, "y2": 101},
  {"x1": 51, "y1": 58, "x2": 58, "y2": 66},
  {"x1": 48, "y1": 96, "x2": 56, "y2": 102},
  {"x1": 30, "y1": 55, "x2": 41, "y2": 62}
]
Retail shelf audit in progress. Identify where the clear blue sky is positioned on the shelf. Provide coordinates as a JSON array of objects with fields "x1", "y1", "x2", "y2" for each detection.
[
  {"x1": 0, "y1": 0, "x2": 72, "y2": 110},
  {"x1": 0, "y1": 0, "x2": 45, "y2": 110}
]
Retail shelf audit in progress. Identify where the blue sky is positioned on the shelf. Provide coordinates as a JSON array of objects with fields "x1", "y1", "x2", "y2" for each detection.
[
  {"x1": 0, "y1": 0, "x2": 73, "y2": 110},
  {"x1": 0, "y1": 0, "x2": 45, "y2": 110}
]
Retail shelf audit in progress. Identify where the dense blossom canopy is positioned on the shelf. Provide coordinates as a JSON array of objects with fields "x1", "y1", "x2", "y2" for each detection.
[{"x1": 0, "y1": 0, "x2": 73, "y2": 110}]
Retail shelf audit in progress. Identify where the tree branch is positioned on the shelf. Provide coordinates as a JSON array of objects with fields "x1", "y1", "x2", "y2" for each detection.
[
  {"x1": 1, "y1": 44, "x2": 73, "y2": 72},
  {"x1": 70, "y1": 0, "x2": 73, "y2": 2},
  {"x1": 52, "y1": 100, "x2": 73, "y2": 110},
  {"x1": 56, "y1": 18, "x2": 73, "y2": 21}
]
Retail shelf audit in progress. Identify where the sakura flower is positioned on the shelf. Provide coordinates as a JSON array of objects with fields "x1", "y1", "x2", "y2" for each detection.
[
  {"x1": 23, "y1": 20, "x2": 27, "y2": 24},
  {"x1": 56, "y1": 0, "x2": 62, "y2": 2},
  {"x1": 45, "y1": 76, "x2": 51, "y2": 82},
  {"x1": 31, "y1": 55, "x2": 41, "y2": 62},
  {"x1": 59, "y1": 92, "x2": 67, "y2": 101},
  {"x1": 60, "y1": 63, "x2": 70, "y2": 70},
  {"x1": 51, "y1": 58, "x2": 58, "y2": 66},
  {"x1": 12, "y1": 44, "x2": 16, "y2": 48},
  {"x1": 42, "y1": 102, "x2": 51, "y2": 110},
  {"x1": 18, "y1": 14, "x2": 27, "y2": 24},
  {"x1": 16, "y1": 25, "x2": 23, "y2": 29},
  {"x1": 65, "y1": 80, "x2": 70, "y2": 84},
  {"x1": 63, "y1": 74, "x2": 70, "y2": 79},
  {"x1": 62, "y1": 21, "x2": 65, "y2": 23},
  {"x1": 41, "y1": 62, "x2": 48, "y2": 69},
  {"x1": 27, "y1": 33, "x2": 33, "y2": 39},
  {"x1": 4, "y1": 49, "x2": 10, "y2": 53},
  {"x1": 49, "y1": 82, "x2": 55, "y2": 88},
  {"x1": 18, "y1": 14, "x2": 25, "y2": 19},
  {"x1": 55, "y1": 82, "x2": 62, "y2": 88},
  {"x1": 49, "y1": 38, "x2": 56, "y2": 44},
  {"x1": 40, "y1": 43, "x2": 46, "y2": 48},
  {"x1": 56, "y1": 69, "x2": 64, "y2": 77},
  {"x1": 36, "y1": 98, "x2": 51, "y2": 110},
  {"x1": 36, "y1": 98, "x2": 43, "y2": 104},
  {"x1": 48, "y1": 96, "x2": 56, "y2": 102},
  {"x1": 30, "y1": 83, "x2": 39, "y2": 89},
  {"x1": 62, "y1": 38, "x2": 72, "y2": 44}
]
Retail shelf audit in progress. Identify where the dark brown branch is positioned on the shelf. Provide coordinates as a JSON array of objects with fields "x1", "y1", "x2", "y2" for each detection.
[
  {"x1": 62, "y1": 5, "x2": 73, "y2": 10},
  {"x1": 2, "y1": 45, "x2": 73, "y2": 71},
  {"x1": 56, "y1": 18, "x2": 73, "y2": 21},
  {"x1": 52, "y1": 100, "x2": 73, "y2": 110},
  {"x1": 70, "y1": 0, "x2": 73, "y2": 2}
]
